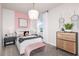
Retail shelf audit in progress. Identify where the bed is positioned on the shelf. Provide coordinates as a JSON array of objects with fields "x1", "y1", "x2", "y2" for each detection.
[{"x1": 16, "y1": 31, "x2": 44, "y2": 55}]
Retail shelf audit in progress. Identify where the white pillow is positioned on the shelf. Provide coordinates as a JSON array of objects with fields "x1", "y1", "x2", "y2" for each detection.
[
  {"x1": 20, "y1": 35, "x2": 37, "y2": 38},
  {"x1": 16, "y1": 31, "x2": 23, "y2": 36}
]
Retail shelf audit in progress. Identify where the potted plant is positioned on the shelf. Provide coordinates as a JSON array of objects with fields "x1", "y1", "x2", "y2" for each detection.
[{"x1": 64, "y1": 23, "x2": 73, "y2": 32}]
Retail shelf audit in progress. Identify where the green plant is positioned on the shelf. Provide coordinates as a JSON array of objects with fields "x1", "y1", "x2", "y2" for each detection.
[{"x1": 64, "y1": 23, "x2": 73, "y2": 30}]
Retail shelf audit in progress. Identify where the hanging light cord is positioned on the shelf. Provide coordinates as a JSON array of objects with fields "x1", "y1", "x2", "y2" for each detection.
[{"x1": 33, "y1": 3, "x2": 35, "y2": 9}]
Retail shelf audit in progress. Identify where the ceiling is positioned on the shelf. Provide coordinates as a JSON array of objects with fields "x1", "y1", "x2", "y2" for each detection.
[{"x1": 2, "y1": 3, "x2": 63, "y2": 14}]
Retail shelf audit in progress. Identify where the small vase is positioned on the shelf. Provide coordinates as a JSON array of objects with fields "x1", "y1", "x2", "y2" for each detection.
[{"x1": 65, "y1": 30, "x2": 72, "y2": 32}]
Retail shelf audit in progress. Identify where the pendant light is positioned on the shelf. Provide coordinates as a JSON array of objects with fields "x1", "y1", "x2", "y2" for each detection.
[{"x1": 28, "y1": 3, "x2": 39, "y2": 20}]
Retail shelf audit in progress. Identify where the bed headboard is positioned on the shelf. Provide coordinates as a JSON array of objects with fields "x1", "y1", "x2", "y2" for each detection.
[{"x1": 16, "y1": 31, "x2": 29, "y2": 36}]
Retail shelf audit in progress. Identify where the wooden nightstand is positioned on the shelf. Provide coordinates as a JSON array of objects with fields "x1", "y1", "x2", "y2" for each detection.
[{"x1": 4, "y1": 37, "x2": 17, "y2": 47}]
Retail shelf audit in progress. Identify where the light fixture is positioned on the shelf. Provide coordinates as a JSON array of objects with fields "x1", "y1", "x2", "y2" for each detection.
[
  {"x1": 71, "y1": 11, "x2": 79, "y2": 21},
  {"x1": 28, "y1": 3, "x2": 39, "y2": 20}
]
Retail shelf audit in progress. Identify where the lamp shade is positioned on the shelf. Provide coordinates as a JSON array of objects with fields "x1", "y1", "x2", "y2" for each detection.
[{"x1": 28, "y1": 9, "x2": 39, "y2": 20}]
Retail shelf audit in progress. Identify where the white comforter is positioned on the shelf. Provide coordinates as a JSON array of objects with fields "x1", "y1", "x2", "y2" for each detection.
[{"x1": 16, "y1": 36, "x2": 43, "y2": 55}]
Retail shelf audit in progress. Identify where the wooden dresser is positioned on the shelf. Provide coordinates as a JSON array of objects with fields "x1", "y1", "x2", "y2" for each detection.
[{"x1": 56, "y1": 31, "x2": 78, "y2": 55}]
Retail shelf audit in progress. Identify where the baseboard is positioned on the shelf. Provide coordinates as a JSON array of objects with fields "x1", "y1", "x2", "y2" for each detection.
[{"x1": 44, "y1": 41, "x2": 56, "y2": 47}]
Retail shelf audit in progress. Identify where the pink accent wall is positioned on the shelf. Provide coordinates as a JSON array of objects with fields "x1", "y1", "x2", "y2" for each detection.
[{"x1": 15, "y1": 12, "x2": 30, "y2": 29}]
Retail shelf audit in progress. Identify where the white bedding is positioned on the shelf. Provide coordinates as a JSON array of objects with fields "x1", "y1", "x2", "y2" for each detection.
[{"x1": 16, "y1": 36, "x2": 43, "y2": 55}]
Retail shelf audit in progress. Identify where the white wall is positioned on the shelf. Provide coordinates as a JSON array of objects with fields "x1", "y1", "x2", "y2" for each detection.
[
  {"x1": 2, "y1": 8, "x2": 38, "y2": 36},
  {"x1": 0, "y1": 4, "x2": 2, "y2": 46},
  {"x1": 43, "y1": 3, "x2": 79, "y2": 54},
  {"x1": 2, "y1": 9, "x2": 15, "y2": 38}
]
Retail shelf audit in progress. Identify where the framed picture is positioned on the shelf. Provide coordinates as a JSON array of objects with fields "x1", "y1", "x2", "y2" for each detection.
[
  {"x1": 19, "y1": 18, "x2": 28, "y2": 28},
  {"x1": 59, "y1": 17, "x2": 64, "y2": 28}
]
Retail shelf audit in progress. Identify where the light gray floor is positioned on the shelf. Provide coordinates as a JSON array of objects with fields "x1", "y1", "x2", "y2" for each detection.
[{"x1": 0, "y1": 44, "x2": 75, "y2": 56}]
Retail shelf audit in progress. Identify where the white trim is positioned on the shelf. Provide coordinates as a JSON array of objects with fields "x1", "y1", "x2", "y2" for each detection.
[{"x1": 44, "y1": 41, "x2": 56, "y2": 46}]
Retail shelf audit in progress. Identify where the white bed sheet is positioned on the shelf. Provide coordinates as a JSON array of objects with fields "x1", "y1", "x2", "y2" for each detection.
[{"x1": 16, "y1": 36, "x2": 43, "y2": 55}]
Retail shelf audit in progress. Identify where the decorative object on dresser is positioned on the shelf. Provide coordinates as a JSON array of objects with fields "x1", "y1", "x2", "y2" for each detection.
[
  {"x1": 56, "y1": 31, "x2": 78, "y2": 55},
  {"x1": 4, "y1": 36, "x2": 17, "y2": 47},
  {"x1": 64, "y1": 23, "x2": 73, "y2": 32}
]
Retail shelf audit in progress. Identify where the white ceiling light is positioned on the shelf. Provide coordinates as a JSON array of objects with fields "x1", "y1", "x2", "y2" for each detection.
[{"x1": 28, "y1": 3, "x2": 39, "y2": 20}]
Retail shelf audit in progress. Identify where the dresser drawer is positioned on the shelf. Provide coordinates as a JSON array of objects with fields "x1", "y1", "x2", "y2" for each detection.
[
  {"x1": 63, "y1": 41, "x2": 76, "y2": 54},
  {"x1": 57, "y1": 32, "x2": 76, "y2": 41},
  {"x1": 56, "y1": 39, "x2": 63, "y2": 49}
]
